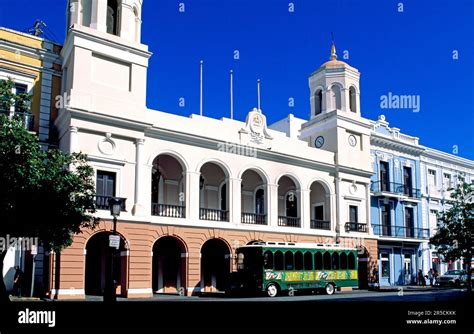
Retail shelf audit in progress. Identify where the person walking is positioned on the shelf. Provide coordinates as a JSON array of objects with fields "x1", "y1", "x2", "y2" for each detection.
[
  {"x1": 428, "y1": 268, "x2": 434, "y2": 286},
  {"x1": 13, "y1": 266, "x2": 24, "y2": 297},
  {"x1": 417, "y1": 269, "x2": 426, "y2": 286}
]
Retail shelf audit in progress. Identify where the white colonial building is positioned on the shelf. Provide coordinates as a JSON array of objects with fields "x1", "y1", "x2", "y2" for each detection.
[
  {"x1": 2, "y1": 0, "x2": 472, "y2": 298},
  {"x1": 46, "y1": 0, "x2": 383, "y2": 299},
  {"x1": 420, "y1": 149, "x2": 474, "y2": 275}
]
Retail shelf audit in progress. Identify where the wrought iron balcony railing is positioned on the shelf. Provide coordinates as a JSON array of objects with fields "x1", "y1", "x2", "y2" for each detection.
[
  {"x1": 371, "y1": 181, "x2": 421, "y2": 198},
  {"x1": 0, "y1": 109, "x2": 35, "y2": 131},
  {"x1": 241, "y1": 212, "x2": 267, "y2": 225},
  {"x1": 199, "y1": 208, "x2": 229, "y2": 222},
  {"x1": 345, "y1": 222, "x2": 367, "y2": 233},
  {"x1": 310, "y1": 219, "x2": 331, "y2": 230},
  {"x1": 372, "y1": 224, "x2": 429, "y2": 239},
  {"x1": 278, "y1": 216, "x2": 301, "y2": 227},
  {"x1": 152, "y1": 203, "x2": 185, "y2": 218},
  {"x1": 95, "y1": 195, "x2": 127, "y2": 211}
]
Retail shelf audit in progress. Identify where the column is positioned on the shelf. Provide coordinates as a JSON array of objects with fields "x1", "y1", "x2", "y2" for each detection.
[
  {"x1": 90, "y1": 0, "x2": 107, "y2": 32},
  {"x1": 229, "y1": 177, "x2": 242, "y2": 224},
  {"x1": 69, "y1": 126, "x2": 79, "y2": 154},
  {"x1": 341, "y1": 87, "x2": 349, "y2": 112},
  {"x1": 185, "y1": 171, "x2": 201, "y2": 222},
  {"x1": 334, "y1": 177, "x2": 342, "y2": 234},
  {"x1": 132, "y1": 138, "x2": 145, "y2": 216},
  {"x1": 300, "y1": 188, "x2": 311, "y2": 229},
  {"x1": 365, "y1": 182, "x2": 372, "y2": 234},
  {"x1": 267, "y1": 183, "x2": 279, "y2": 227}
]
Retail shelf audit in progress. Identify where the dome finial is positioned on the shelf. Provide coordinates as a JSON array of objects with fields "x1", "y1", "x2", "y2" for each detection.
[{"x1": 330, "y1": 32, "x2": 337, "y2": 60}]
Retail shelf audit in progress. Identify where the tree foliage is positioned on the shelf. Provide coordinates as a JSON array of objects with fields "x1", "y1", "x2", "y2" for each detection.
[
  {"x1": 0, "y1": 78, "x2": 98, "y2": 301},
  {"x1": 430, "y1": 181, "x2": 473, "y2": 292}
]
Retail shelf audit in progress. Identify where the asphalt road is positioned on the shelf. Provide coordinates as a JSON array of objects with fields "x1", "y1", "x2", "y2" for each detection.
[{"x1": 89, "y1": 288, "x2": 467, "y2": 302}]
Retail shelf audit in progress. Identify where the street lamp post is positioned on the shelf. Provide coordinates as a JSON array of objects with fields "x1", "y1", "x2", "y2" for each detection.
[{"x1": 104, "y1": 197, "x2": 122, "y2": 302}]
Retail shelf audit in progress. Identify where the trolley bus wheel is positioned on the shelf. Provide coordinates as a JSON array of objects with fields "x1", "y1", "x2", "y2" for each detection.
[
  {"x1": 325, "y1": 283, "x2": 335, "y2": 295},
  {"x1": 266, "y1": 283, "x2": 279, "y2": 297}
]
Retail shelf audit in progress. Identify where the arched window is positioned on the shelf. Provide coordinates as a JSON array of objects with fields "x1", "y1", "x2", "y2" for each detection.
[
  {"x1": 348, "y1": 252, "x2": 356, "y2": 270},
  {"x1": 331, "y1": 85, "x2": 341, "y2": 110},
  {"x1": 295, "y1": 251, "x2": 303, "y2": 270},
  {"x1": 107, "y1": 0, "x2": 119, "y2": 35},
  {"x1": 332, "y1": 252, "x2": 339, "y2": 270},
  {"x1": 314, "y1": 89, "x2": 323, "y2": 115},
  {"x1": 263, "y1": 251, "x2": 273, "y2": 270},
  {"x1": 255, "y1": 188, "x2": 265, "y2": 215},
  {"x1": 285, "y1": 251, "x2": 294, "y2": 270},
  {"x1": 274, "y1": 251, "x2": 284, "y2": 270},
  {"x1": 349, "y1": 86, "x2": 357, "y2": 112},
  {"x1": 304, "y1": 252, "x2": 313, "y2": 270},
  {"x1": 340, "y1": 252, "x2": 348, "y2": 270},
  {"x1": 323, "y1": 252, "x2": 331, "y2": 270},
  {"x1": 314, "y1": 252, "x2": 323, "y2": 270}
]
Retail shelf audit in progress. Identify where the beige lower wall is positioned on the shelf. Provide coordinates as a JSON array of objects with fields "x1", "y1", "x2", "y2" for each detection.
[{"x1": 49, "y1": 219, "x2": 378, "y2": 299}]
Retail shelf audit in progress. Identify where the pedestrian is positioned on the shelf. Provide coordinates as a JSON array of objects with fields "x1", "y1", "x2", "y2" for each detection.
[
  {"x1": 13, "y1": 266, "x2": 24, "y2": 297},
  {"x1": 428, "y1": 268, "x2": 434, "y2": 286},
  {"x1": 417, "y1": 269, "x2": 425, "y2": 286},
  {"x1": 433, "y1": 269, "x2": 439, "y2": 285}
]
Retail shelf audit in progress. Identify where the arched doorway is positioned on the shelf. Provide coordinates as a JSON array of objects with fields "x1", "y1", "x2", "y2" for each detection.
[
  {"x1": 152, "y1": 236, "x2": 187, "y2": 294},
  {"x1": 85, "y1": 232, "x2": 127, "y2": 296},
  {"x1": 201, "y1": 239, "x2": 231, "y2": 292}
]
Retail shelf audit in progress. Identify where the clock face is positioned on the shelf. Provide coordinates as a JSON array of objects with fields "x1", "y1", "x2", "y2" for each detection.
[
  {"x1": 315, "y1": 136, "x2": 324, "y2": 148},
  {"x1": 348, "y1": 135, "x2": 357, "y2": 147}
]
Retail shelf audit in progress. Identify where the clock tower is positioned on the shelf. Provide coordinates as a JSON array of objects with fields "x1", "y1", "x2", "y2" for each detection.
[{"x1": 299, "y1": 42, "x2": 372, "y2": 172}]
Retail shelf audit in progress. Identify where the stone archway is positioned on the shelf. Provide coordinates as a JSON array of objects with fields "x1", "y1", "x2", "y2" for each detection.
[
  {"x1": 84, "y1": 232, "x2": 128, "y2": 296},
  {"x1": 201, "y1": 239, "x2": 231, "y2": 292},
  {"x1": 152, "y1": 236, "x2": 187, "y2": 294}
]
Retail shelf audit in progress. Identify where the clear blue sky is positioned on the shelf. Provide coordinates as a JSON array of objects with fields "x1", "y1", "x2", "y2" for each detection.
[{"x1": 1, "y1": 0, "x2": 473, "y2": 159}]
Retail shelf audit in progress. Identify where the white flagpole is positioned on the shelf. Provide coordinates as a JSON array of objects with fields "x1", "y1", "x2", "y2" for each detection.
[
  {"x1": 230, "y1": 69, "x2": 234, "y2": 119},
  {"x1": 200, "y1": 60, "x2": 203, "y2": 116},
  {"x1": 257, "y1": 79, "x2": 261, "y2": 111}
]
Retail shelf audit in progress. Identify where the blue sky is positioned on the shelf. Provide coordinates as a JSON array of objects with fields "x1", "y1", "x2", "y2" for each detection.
[{"x1": 1, "y1": 0, "x2": 473, "y2": 159}]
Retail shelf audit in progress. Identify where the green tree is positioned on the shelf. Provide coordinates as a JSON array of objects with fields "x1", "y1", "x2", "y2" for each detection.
[
  {"x1": 0, "y1": 78, "x2": 98, "y2": 302},
  {"x1": 430, "y1": 181, "x2": 473, "y2": 292}
]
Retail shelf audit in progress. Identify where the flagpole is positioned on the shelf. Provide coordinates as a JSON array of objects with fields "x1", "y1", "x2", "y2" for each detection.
[
  {"x1": 200, "y1": 60, "x2": 203, "y2": 116},
  {"x1": 257, "y1": 79, "x2": 261, "y2": 111},
  {"x1": 230, "y1": 69, "x2": 234, "y2": 119}
]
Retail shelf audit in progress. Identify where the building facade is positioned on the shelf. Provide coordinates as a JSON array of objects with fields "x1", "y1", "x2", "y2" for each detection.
[
  {"x1": 369, "y1": 116, "x2": 428, "y2": 286},
  {"x1": 0, "y1": 27, "x2": 62, "y2": 295},
  {"x1": 2, "y1": 0, "x2": 473, "y2": 299},
  {"x1": 420, "y1": 149, "x2": 474, "y2": 275},
  {"x1": 47, "y1": 0, "x2": 381, "y2": 299}
]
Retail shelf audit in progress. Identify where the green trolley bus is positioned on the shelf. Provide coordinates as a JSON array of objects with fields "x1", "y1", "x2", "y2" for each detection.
[{"x1": 228, "y1": 242, "x2": 358, "y2": 297}]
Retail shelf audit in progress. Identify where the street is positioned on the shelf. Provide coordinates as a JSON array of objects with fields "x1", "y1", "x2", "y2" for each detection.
[{"x1": 68, "y1": 287, "x2": 467, "y2": 303}]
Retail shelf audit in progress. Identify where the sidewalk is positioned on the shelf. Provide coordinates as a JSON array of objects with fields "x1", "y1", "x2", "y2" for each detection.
[{"x1": 373, "y1": 285, "x2": 451, "y2": 292}]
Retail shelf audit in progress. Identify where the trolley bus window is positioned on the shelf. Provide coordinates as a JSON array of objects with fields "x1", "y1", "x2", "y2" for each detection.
[
  {"x1": 275, "y1": 251, "x2": 284, "y2": 270},
  {"x1": 340, "y1": 252, "x2": 348, "y2": 270},
  {"x1": 237, "y1": 248, "x2": 260, "y2": 271},
  {"x1": 263, "y1": 250, "x2": 273, "y2": 270},
  {"x1": 295, "y1": 251, "x2": 303, "y2": 270},
  {"x1": 332, "y1": 253, "x2": 339, "y2": 270},
  {"x1": 304, "y1": 252, "x2": 313, "y2": 270},
  {"x1": 348, "y1": 252, "x2": 356, "y2": 270},
  {"x1": 285, "y1": 251, "x2": 294, "y2": 270},
  {"x1": 315, "y1": 252, "x2": 323, "y2": 270},
  {"x1": 323, "y1": 252, "x2": 331, "y2": 270},
  {"x1": 237, "y1": 252, "x2": 245, "y2": 270}
]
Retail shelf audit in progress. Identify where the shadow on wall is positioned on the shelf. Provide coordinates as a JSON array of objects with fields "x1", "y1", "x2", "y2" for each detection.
[{"x1": 3, "y1": 267, "x2": 15, "y2": 292}]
